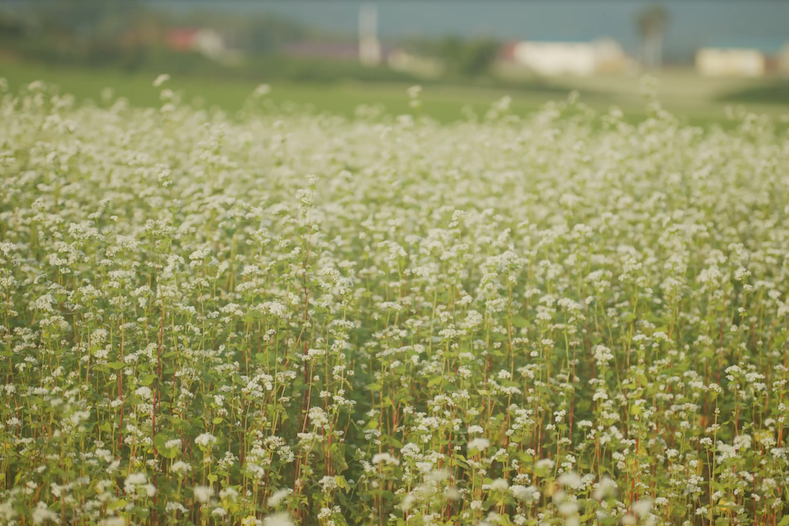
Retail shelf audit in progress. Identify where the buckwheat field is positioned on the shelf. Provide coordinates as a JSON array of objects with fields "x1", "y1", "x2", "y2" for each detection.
[{"x1": 2, "y1": 77, "x2": 789, "y2": 526}]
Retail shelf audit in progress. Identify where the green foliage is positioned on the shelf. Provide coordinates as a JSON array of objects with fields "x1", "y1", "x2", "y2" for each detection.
[{"x1": 430, "y1": 36, "x2": 500, "y2": 77}]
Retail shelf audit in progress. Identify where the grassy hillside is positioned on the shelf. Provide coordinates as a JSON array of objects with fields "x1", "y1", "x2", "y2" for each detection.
[{"x1": 1, "y1": 60, "x2": 788, "y2": 126}]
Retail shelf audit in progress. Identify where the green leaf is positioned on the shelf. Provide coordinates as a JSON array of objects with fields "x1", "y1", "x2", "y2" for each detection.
[
  {"x1": 154, "y1": 434, "x2": 169, "y2": 451},
  {"x1": 212, "y1": 417, "x2": 223, "y2": 424},
  {"x1": 107, "y1": 361, "x2": 126, "y2": 370},
  {"x1": 335, "y1": 475, "x2": 350, "y2": 491},
  {"x1": 511, "y1": 316, "x2": 529, "y2": 328},
  {"x1": 139, "y1": 374, "x2": 157, "y2": 386},
  {"x1": 534, "y1": 463, "x2": 552, "y2": 478},
  {"x1": 427, "y1": 376, "x2": 443, "y2": 387}
]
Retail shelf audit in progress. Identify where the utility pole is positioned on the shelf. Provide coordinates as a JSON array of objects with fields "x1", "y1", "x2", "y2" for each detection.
[
  {"x1": 636, "y1": 5, "x2": 669, "y2": 70},
  {"x1": 359, "y1": 3, "x2": 381, "y2": 66}
]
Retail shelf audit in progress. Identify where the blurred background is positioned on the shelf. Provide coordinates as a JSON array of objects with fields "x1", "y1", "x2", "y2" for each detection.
[{"x1": 1, "y1": 0, "x2": 788, "y2": 124}]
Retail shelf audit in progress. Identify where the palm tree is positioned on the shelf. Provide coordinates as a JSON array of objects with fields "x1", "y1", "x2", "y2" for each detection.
[{"x1": 637, "y1": 5, "x2": 669, "y2": 70}]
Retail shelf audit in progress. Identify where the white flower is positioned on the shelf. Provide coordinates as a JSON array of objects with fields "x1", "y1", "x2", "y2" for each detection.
[
  {"x1": 32, "y1": 503, "x2": 58, "y2": 524},
  {"x1": 220, "y1": 487, "x2": 239, "y2": 501},
  {"x1": 263, "y1": 513, "x2": 294, "y2": 526},
  {"x1": 511, "y1": 485, "x2": 539, "y2": 502},
  {"x1": 632, "y1": 499, "x2": 653, "y2": 517},
  {"x1": 125, "y1": 473, "x2": 146, "y2": 485},
  {"x1": 153, "y1": 74, "x2": 170, "y2": 87},
  {"x1": 593, "y1": 476, "x2": 618, "y2": 500},
  {"x1": 372, "y1": 452, "x2": 400, "y2": 466},
  {"x1": 171, "y1": 461, "x2": 192, "y2": 475},
  {"x1": 194, "y1": 485, "x2": 214, "y2": 503},
  {"x1": 490, "y1": 478, "x2": 509, "y2": 491},
  {"x1": 444, "y1": 486, "x2": 461, "y2": 500},
  {"x1": 195, "y1": 433, "x2": 217, "y2": 448},
  {"x1": 254, "y1": 84, "x2": 272, "y2": 97},
  {"x1": 468, "y1": 438, "x2": 490, "y2": 451},
  {"x1": 535, "y1": 458, "x2": 555, "y2": 472},
  {"x1": 557, "y1": 471, "x2": 582, "y2": 489},
  {"x1": 558, "y1": 502, "x2": 578, "y2": 516},
  {"x1": 268, "y1": 488, "x2": 291, "y2": 507},
  {"x1": 318, "y1": 476, "x2": 337, "y2": 492}
]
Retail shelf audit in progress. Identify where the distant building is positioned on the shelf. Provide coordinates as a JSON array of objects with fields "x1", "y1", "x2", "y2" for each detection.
[
  {"x1": 502, "y1": 38, "x2": 629, "y2": 76},
  {"x1": 780, "y1": 42, "x2": 789, "y2": 75},
  {"x1": 167, "y1": 29, "x2": 200, "y2": 52},
  {"x1": 166, "y1": 28, "x2": 235, "y2": 62},
  {"x1": 696, "y1": 39, "x2": 788, "y2": 77},
  {"x1": 696, "y1": 48, "x2": 765, "y2": 77}
]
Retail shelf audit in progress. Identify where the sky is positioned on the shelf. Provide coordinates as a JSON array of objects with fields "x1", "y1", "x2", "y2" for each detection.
[{"x1": 149, "y1": 0, "x2": 789, "y2": 63}]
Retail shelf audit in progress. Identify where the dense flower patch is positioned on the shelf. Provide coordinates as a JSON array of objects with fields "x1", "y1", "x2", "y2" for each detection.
[{"x1": 1, "y1": 78, "x2": 788, "y2": 526}]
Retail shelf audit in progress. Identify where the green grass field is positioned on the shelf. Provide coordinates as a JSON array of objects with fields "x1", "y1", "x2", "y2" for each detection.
[{"x1": 2, "y1": 59, "x2": 788, "y2": 126}]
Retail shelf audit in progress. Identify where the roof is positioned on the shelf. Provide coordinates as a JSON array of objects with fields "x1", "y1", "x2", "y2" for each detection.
[
  {"x1": 704, "y1": 38, "x2": 788, "y2": 53},
  {"x1": 167, "y1": 28, "x2": 200, "y2": 51}
]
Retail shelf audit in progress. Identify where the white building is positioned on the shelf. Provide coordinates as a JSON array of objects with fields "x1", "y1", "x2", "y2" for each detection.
[
  {"x1": 696, "y1": 39, "x2": 789, "y2": 77},
  {"x1": 696, "y1": 48, "x2": 765, "y2": 77},
  {"x1": 192, "y1": 29, "x2": 227, "y2": 61},
  {"x1": 166, "y1": 28, "x2": 239, "y2": 63},
  {"x1": 508, "y1": 38, "x2": 628, "y2": 76}
]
